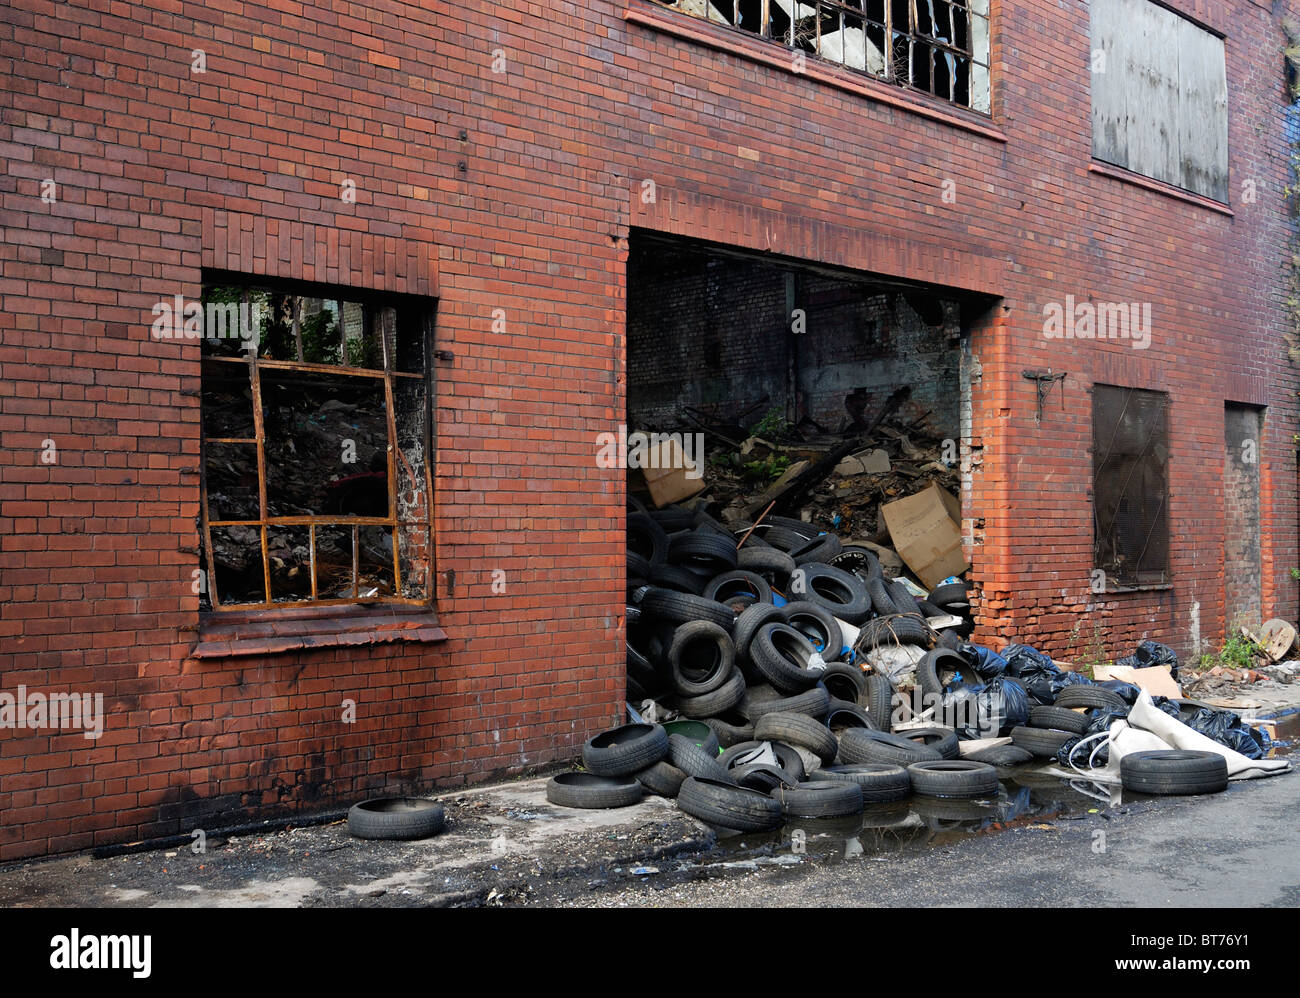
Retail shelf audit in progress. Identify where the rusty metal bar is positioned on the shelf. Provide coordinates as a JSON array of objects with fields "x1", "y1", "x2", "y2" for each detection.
[
  {"x1": 199, "y1": 433, "x2": 221, "y2": 609},
  {"x1": 204, "y1": 437, "x2": 257, "y2": 445},
  {"x1": 351, "y1": 524, "x2": 359, "y2": 598},
  {"x1": 309, "y1": 522, "x2": 317, "y2": 600},
  {"x1": 207, "y1": 595, "x2": 430, "y2": 613},
  {"x1": 201, "y1": 354, "x2": 423, "y2": 379},
  {"x1": 248, "y1": 350, "x2": 272, "y2": 605}
]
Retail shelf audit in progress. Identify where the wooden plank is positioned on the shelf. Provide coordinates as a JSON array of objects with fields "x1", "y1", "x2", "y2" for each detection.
[
  {"x1": 1090, "y1": 0, "x2": 1128, "y2": 167},
  {"x1": 1176, "y1": 15, "x2": 1228, "y2": 201}
]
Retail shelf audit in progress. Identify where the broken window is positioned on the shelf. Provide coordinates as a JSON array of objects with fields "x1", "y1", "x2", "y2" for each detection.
[
  {"x1": 654, "y1": 0, "x2": 990, "y2": 112},
  {"x1": 1090, "y1": 0, "x2": 1228, "y2": 201},
  {"x1": 1092, "y1": 385, "x2": 1170, "y2": 588},
  {"x1": 198, "y1": 279, "x2": 435, "y2": 610}
]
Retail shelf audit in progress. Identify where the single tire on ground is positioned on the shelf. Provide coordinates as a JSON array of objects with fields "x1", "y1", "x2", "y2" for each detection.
[
  {"x1": 907, "y1": 760, "x2": 1000, "y2": 799},
  {"x1": 676, "y1": 776, "x2": 784, "y2": 831},
  {"x1": 347, "y1": 798, "x2": 446, "y2": 840},
  {"x1": 1119, "y1": 750, "x2": 1229, "y2": 796},
  {"x1": 546, "y1": 773, "x2": 644, "y2": 809},
  {"x1": 581, "y1": 722, "x2": 669, "y2": 776}
]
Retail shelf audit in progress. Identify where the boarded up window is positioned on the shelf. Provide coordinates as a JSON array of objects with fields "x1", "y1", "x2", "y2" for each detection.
[
  {"x1": 1092, "y1": 385, "x2": 1170, "y2": 587},
  {"x1": 1090, "y1": 0, "x2": 1227, "y2": 202}
]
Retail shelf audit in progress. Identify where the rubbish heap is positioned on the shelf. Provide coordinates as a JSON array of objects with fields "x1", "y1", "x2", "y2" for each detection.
[{"x1": 542, "y1": 500, "x2": 1287, "y2": 829}]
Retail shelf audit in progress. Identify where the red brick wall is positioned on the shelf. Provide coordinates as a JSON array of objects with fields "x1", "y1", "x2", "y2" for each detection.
[{"x1": 1, "y1": 0, "x2": 1295, "y2": 857}]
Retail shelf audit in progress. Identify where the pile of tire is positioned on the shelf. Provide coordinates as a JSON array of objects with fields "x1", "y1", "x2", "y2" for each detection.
[{"x1": 626, "y1": 503, "x2": 954, "y2": 746}]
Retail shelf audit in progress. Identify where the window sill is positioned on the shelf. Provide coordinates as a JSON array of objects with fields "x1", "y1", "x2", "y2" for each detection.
[
  {"x1": 1088, "y1": 161, "x2": 1233, "y2": 217},
  {"x1": 1098, "y1": 583, "x2": 1174, "y2": 595},
  {"x1": 624, "y1": 2, "x2": 1005, "y2": 144},
  {"x1": 192, "y1": 603, "x2": 445, "y2": 659}
]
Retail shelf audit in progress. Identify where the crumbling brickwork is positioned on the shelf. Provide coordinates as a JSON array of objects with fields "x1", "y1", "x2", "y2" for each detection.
[
  {"x1": 1, "y1": 0, "x2": 1296, "y2": 858},
  {"x1": 1224, "y1": 403, "x2": 1264, "y2": 630}
]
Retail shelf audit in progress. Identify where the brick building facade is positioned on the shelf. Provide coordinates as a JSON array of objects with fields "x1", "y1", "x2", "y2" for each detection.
[{"x1": 1, "y1": 0, "x2": 1296, "y2": 858}]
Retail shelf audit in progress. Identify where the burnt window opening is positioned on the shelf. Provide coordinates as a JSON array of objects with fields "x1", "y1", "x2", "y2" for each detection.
[
  {"x1": 198, "y1": 279, "x2": 435, "y2": 611},
  {"x1": 1092, "y1": 384, "x2": 1170, "y2": 588},
  {"x1": 653, "y1": 0, "x2": 991, "y2": 112}
]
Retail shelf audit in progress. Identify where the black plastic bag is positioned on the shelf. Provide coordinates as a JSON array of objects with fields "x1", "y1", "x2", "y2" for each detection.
[
  {"x1": 1116, "y1": 640, "x2": 1180, "y2": 680},
  {"x1": 958, "y1": 642, "x2": 1009, "y2": 679},
  {"x1": 1096, "y1": 680, "x2": 1141, "y2": 706},
  {"x1": 942, "y1": 676, "x2": 1031, "y2": 738},
  {"x1": 1000, "y1": 642, "x2": 1055, "y2": 677},
  {"x1": 1181, "y1": 707, "x2": 1271, "y2": 760}
]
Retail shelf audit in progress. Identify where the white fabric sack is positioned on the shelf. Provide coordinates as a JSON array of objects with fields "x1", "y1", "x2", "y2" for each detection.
[{"x1": 1047, "y1": 690, "x2": 1290, "y2": 783}]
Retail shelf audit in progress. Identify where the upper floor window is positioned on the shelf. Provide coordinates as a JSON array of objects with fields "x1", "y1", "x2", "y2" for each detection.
[
  {"x1": 654, "y1": 0, "x2": 991, "y2": 113},
  {"x1": 1090, "y1": 0, "x2": 1228, "y2": 202}
]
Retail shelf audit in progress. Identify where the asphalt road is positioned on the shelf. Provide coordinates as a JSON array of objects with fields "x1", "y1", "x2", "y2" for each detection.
[{"x1": 571, "y1": 766, "x2": 1300, "y2": 907}]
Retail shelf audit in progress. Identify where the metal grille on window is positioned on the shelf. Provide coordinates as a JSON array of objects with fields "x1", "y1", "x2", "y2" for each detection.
[{"x1": 1092, "y1": 385, "x2": 1170, "y2": 588}]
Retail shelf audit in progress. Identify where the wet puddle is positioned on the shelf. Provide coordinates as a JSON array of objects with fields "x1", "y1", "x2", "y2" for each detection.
[{"x1": 690, "y1": 769, "x2": 1124, "y2": 870}]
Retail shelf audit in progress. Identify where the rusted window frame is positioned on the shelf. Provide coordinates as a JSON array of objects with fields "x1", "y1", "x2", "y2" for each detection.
[
  {"x1": 651, "y1": 0, "x2": 991, "y2": 112},
  {"x1": 199, "y1": 282, "x2": 435, "y2": 613}
]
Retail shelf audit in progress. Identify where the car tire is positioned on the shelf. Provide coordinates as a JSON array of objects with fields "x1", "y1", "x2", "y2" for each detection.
[
  {"x1": 640, "y1": 588, "x2": 737, "y2": 631},
  {"x1": 794, "y1": 563, "x2": 874, "y2": 625},
  {"x1": 1029, "y1": 705, "x2": 1090, "y2": 735},
  {"x1": 581, "y1": 722, "x2": 669, "y2": 776},
  {"x1": 1010, "y1": 725, "x2": 1075, "y2": 758},
  {"x1": 907, "y1": 760, "x2": 1000, "y2": 799},
  {"x1": 347, "y1": 798, "x2": 446, "y2": 840},
  {"x1": 668, "y1": 620, "x2": 735, "y2": 697},
  {"x1": 966, "y1": 744, "x2": 1034, "y2": 766},
  {"x1": 753, "y1": 711, "x2": 838, "y2": 766},
  {"x1": 635, "y1": 760, "x2": 688, "y2": 798},
  {"x1": 673, "y1": 668, "x2": 747, "y2": 718},
  {"x1": 546, "y1": 773, "x2": 644, "y2": 809},
  {"x1": 704, "y1": 570, "x2": 773, "y2": 610},
  {"x1": 901, "y1": 725, "x2": 960, "y2": 759},
  {"x1": 1119, "y1": 750, "x2": 1229, "y2": 796},
  {"x1": 662, "y1": 719, "x2": 721, "y2": 758},
  {"x1": 719, "y1": 739, "x2": 807, "y2": 783},
  {"x1": 770, "y1": 779, "x2": 864, "y2": 818},
  {"x1": 750, "y1": 622, "x2": 824, "y2": 693},
  {"x1": 677, "y1": 776, "x2": 784, "y2": 831},
  {"x1": 667, "y1": 733, "x2": 733, "y2": 783},
  {"x1": 812, "y1": 763, "x2": 912, "y2": 802},
  {"x1": 838, "y1": 728, "x2": 943, "y2": 767},
  {"x1": 1055, "y1": 685, "x2": 1128, "y2": 712},
  {"x1": 862, "y1": 672, "x2": 894, "y2": 731},
  {"x1": 782, "y1": 600, "x2": 844, "y2": 661},
  {"x1": 820, "y1": 661, "x2": 866, "y2": 703}
]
